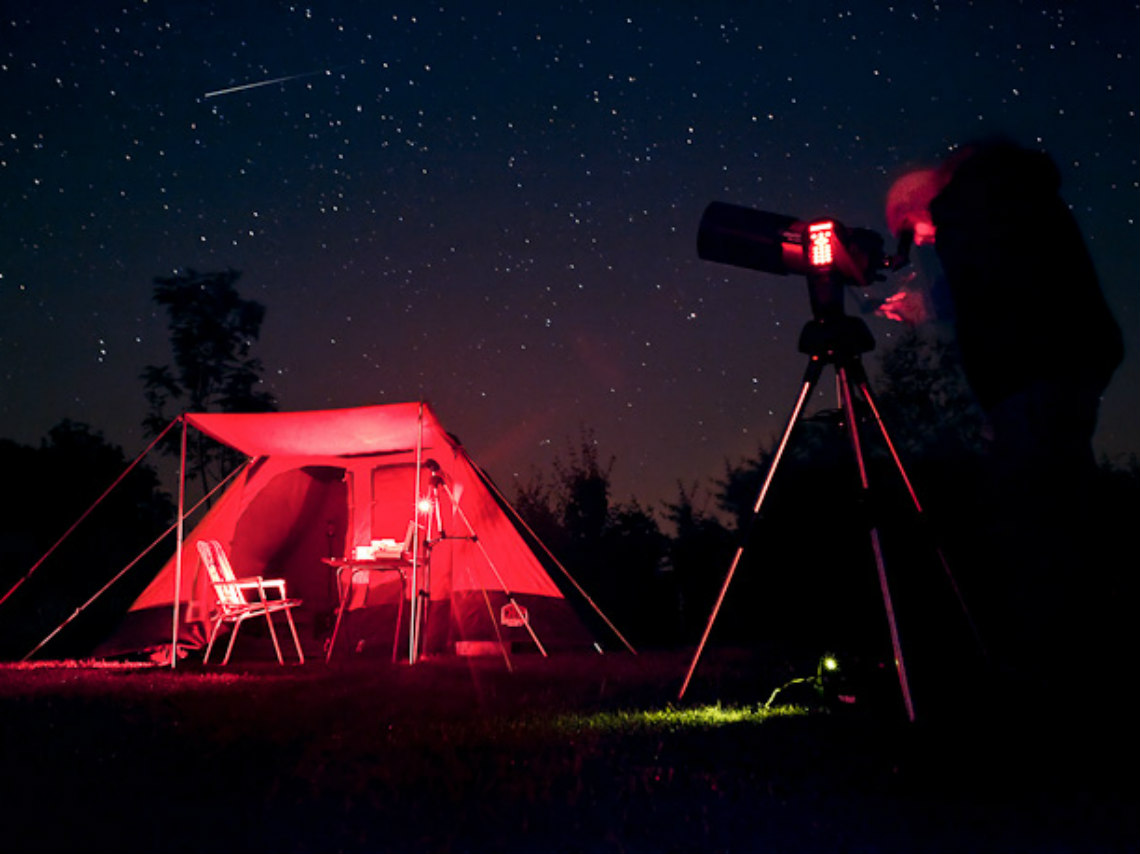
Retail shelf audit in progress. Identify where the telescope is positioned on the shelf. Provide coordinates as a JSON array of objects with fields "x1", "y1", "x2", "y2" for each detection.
[
  {"x1": 679, "y1": 200, "x2": 967, "y2": 723},
  {"x1": 696, "y1": 201, "x2": 912, "y2": 321}
]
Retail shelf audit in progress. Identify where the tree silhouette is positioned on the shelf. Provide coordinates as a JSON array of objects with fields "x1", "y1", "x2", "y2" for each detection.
[
  {"x1": 662, "y1": 482, "x2": 734, "y2": 642},
  {"x1": 554, "y1": 431, "x2": 614, "y2": 546},
  {"x1": 141, "y1": 268, "x2": 276, "y2": 498},
  {"x1": 873, "y1": 325, "x2": 986, "y2": 461},
  {"x1": 514, "y1": 430, "x2": 667, "y2": 645},
  {"x1": 511, "y1": 470, "x2": 566, "y2": 556},
  {"x1": 0, "y1": 421, "x2": 174, "y2": 658}
]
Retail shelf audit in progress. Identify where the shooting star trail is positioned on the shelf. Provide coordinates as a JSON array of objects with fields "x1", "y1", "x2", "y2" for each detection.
[{"x1": 203, "y1": 69, "x2": 328, "y2": 99}]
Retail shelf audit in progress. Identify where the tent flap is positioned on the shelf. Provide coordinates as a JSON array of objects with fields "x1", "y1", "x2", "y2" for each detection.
[{"x1": 185, "y1": 403, "x2": 448, "y2": 458}]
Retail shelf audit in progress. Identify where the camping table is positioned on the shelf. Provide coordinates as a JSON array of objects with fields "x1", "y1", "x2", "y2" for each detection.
[{"x1": 322, "y1": 558, "x2": 407, "y2": 662}]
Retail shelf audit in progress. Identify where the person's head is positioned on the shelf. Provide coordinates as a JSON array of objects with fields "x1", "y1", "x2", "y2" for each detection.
[
  {"x1": 929, "y1": 137, "x2": 1062, "y2": 232},
  {"x1": 886, "y1": 138, "x2": 1063, "y2": 252},
  {"x1": 885, "y1": 168, "x2": 945, "y2": 246}
]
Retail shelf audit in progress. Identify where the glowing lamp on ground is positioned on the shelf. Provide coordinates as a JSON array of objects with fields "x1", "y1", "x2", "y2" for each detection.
[{"x1": 417, "y1": 497, "x2": 434, "y2": 515}]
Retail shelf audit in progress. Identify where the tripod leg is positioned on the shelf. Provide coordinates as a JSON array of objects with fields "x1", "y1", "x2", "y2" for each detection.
[
  {"x1": 678, "y1": 360, "x2": 823, "y2": 701},
  {"x1": 856, "y1": 380, "x2": 987, "y2": 658},
  {"x1": 838, "y1": 366, "x2": 917, "y2": 723}
]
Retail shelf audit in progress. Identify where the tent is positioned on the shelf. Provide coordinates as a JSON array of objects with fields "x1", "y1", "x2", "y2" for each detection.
[{"x1": 97, "y1": 402, "x2": 610, "y2": 664}]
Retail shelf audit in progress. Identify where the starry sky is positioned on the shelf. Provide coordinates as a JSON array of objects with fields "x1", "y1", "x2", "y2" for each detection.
[{"x1": 2, "y1": 1, "x2": 1137, "y2": 513}]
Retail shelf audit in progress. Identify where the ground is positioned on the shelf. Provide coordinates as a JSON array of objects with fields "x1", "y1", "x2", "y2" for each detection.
[{"x1": 0, "y1": 648, "x2": 1134, "y2": 853}]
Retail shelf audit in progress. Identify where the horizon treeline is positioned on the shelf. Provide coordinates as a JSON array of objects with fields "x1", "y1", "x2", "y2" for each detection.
[{"x1": 2, "y1": 269, "x2": 1137, "y2": 663}]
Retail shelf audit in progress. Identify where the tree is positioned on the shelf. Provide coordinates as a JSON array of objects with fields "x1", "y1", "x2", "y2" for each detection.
[
  {"x1": 0, "y1": 421, "x2": 174, "y2": 658},
  {"x1": 554, "y1": 431, "x2": 614, "y2": 545},
  {"x1": 513, "y1": 430, "x2": 668, "y2": 645},
  {"x1": 141, "y1": 269, "x2": 276, "y2": 497},
  {"x1": 511, "y1": 469, "x2": 567, "y2": 556},
  {"x1": 662, "y1": 482, "x2": 733, "y2": 641},
  {"x1": 873, "y1": 325, "x2": 986, "y2": 461},
  {"x1": 601, "y1": 497, "x2": 670, "y2": 643}
]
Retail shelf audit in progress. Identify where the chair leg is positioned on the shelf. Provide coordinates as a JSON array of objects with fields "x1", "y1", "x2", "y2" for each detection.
[
  {"x1": 283, "y1": 606, "x2": 305, "y2": 664},
  {"x1": 204, "y1": 618, "x2": 225, "y2": 664},
  {"x1": 221, "y1": 617, "x2": 243, "y2": 666},
  {"x1": 263, "y1": 609, "x2": 285, "y2": 665}
]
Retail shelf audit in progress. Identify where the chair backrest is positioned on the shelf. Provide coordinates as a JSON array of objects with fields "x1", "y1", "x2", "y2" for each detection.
[
  {"x1": 196, "y1": 540, "x2": 244, "y2": 607},
  {"x1": 400, "y1": 519, "x2": 417, "y2": 553}
]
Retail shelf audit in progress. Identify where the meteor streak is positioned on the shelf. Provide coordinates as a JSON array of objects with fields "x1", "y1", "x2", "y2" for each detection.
[{"x1": 203, "y1": 69, "x2": 327, "y2": 99}]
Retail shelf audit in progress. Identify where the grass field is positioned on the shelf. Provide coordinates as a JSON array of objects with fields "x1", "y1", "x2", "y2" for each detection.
[{"x1": 1, "y1": 647, "x2": 1134, "y2": 853}]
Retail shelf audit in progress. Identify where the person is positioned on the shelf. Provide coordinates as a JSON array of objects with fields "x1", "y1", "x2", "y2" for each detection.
[
  {"x1": 928, "y1": 140, "x2": 1123, "y2": 443},
  {"x1": 885, "y1": 139, "x2": 1124, "y2": 701}
]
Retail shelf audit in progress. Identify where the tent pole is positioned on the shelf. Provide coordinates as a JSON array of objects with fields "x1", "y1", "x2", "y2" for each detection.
[
  {"x1": 171, "y1": 416, "x2": 187, "y2": 669},
  {"x1": 409, "y1": 402, "x2": 425, "y2": 664}
]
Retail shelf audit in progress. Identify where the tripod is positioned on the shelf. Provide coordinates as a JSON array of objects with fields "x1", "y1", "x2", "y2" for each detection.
[{"x1": 678, "y1": 308, "x2": 972, "y2": 722}]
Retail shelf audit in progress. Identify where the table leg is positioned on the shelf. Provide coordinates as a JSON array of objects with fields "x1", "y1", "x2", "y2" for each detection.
[{"x1": 325, "y1": 565, "x2": 349, "y2": 663}]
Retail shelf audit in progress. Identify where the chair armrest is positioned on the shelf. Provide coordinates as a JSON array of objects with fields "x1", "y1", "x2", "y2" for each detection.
[
  {"x1": 257, "y1": 579, "x2": 287, "y2": 599},
  {"x1": 232, "y1": 577, "x2": 289, "y2": 599}
]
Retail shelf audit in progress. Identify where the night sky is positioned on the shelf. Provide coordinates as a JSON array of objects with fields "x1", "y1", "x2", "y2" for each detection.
[{"x1": 3, "y1": 1, "x2": 1137, "y2": 512}]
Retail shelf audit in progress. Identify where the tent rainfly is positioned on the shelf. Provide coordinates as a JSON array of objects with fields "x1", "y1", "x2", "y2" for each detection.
[{"x1": 96, "y1": 402, "x2": 617, "y2": 665}]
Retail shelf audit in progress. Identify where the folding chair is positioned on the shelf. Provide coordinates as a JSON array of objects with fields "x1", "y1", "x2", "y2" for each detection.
[{"x1": 196, "y1": 539, "x2": 305, "y2": 665}]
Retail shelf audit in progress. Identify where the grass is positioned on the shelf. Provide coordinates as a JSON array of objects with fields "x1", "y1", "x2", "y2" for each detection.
[{"x1": 0, "y1": 648, "x2": 1134, "y2": 853}]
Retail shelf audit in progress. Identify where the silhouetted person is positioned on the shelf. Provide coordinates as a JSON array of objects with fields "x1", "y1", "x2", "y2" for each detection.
[
  {"x1": 915, "y1": 139, "x2": 1123, "y2": 701},
  {"x1": 930, "y1": 141, "x2": 1122, "y2": 445},
  {"x1": 880, "y1": 141, "x2": 1127, "y2": 791}
]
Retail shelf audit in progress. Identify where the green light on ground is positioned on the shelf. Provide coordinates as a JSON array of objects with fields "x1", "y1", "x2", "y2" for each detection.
[{"x1": 551, "y1": 703, "x2": 806, "y2": 735}]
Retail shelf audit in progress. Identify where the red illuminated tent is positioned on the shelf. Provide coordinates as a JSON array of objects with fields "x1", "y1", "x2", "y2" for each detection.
[{"x1": 97, "y1": 402, "x2": 619, "y2": 665}]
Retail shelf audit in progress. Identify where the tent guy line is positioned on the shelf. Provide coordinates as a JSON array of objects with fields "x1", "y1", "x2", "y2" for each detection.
[
  {"x1": 0, "y1": 418, "x2": 179, "y2": 610},
  {"x1": 21, "y1": 462, "x2": 246, "y2": 662}
]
